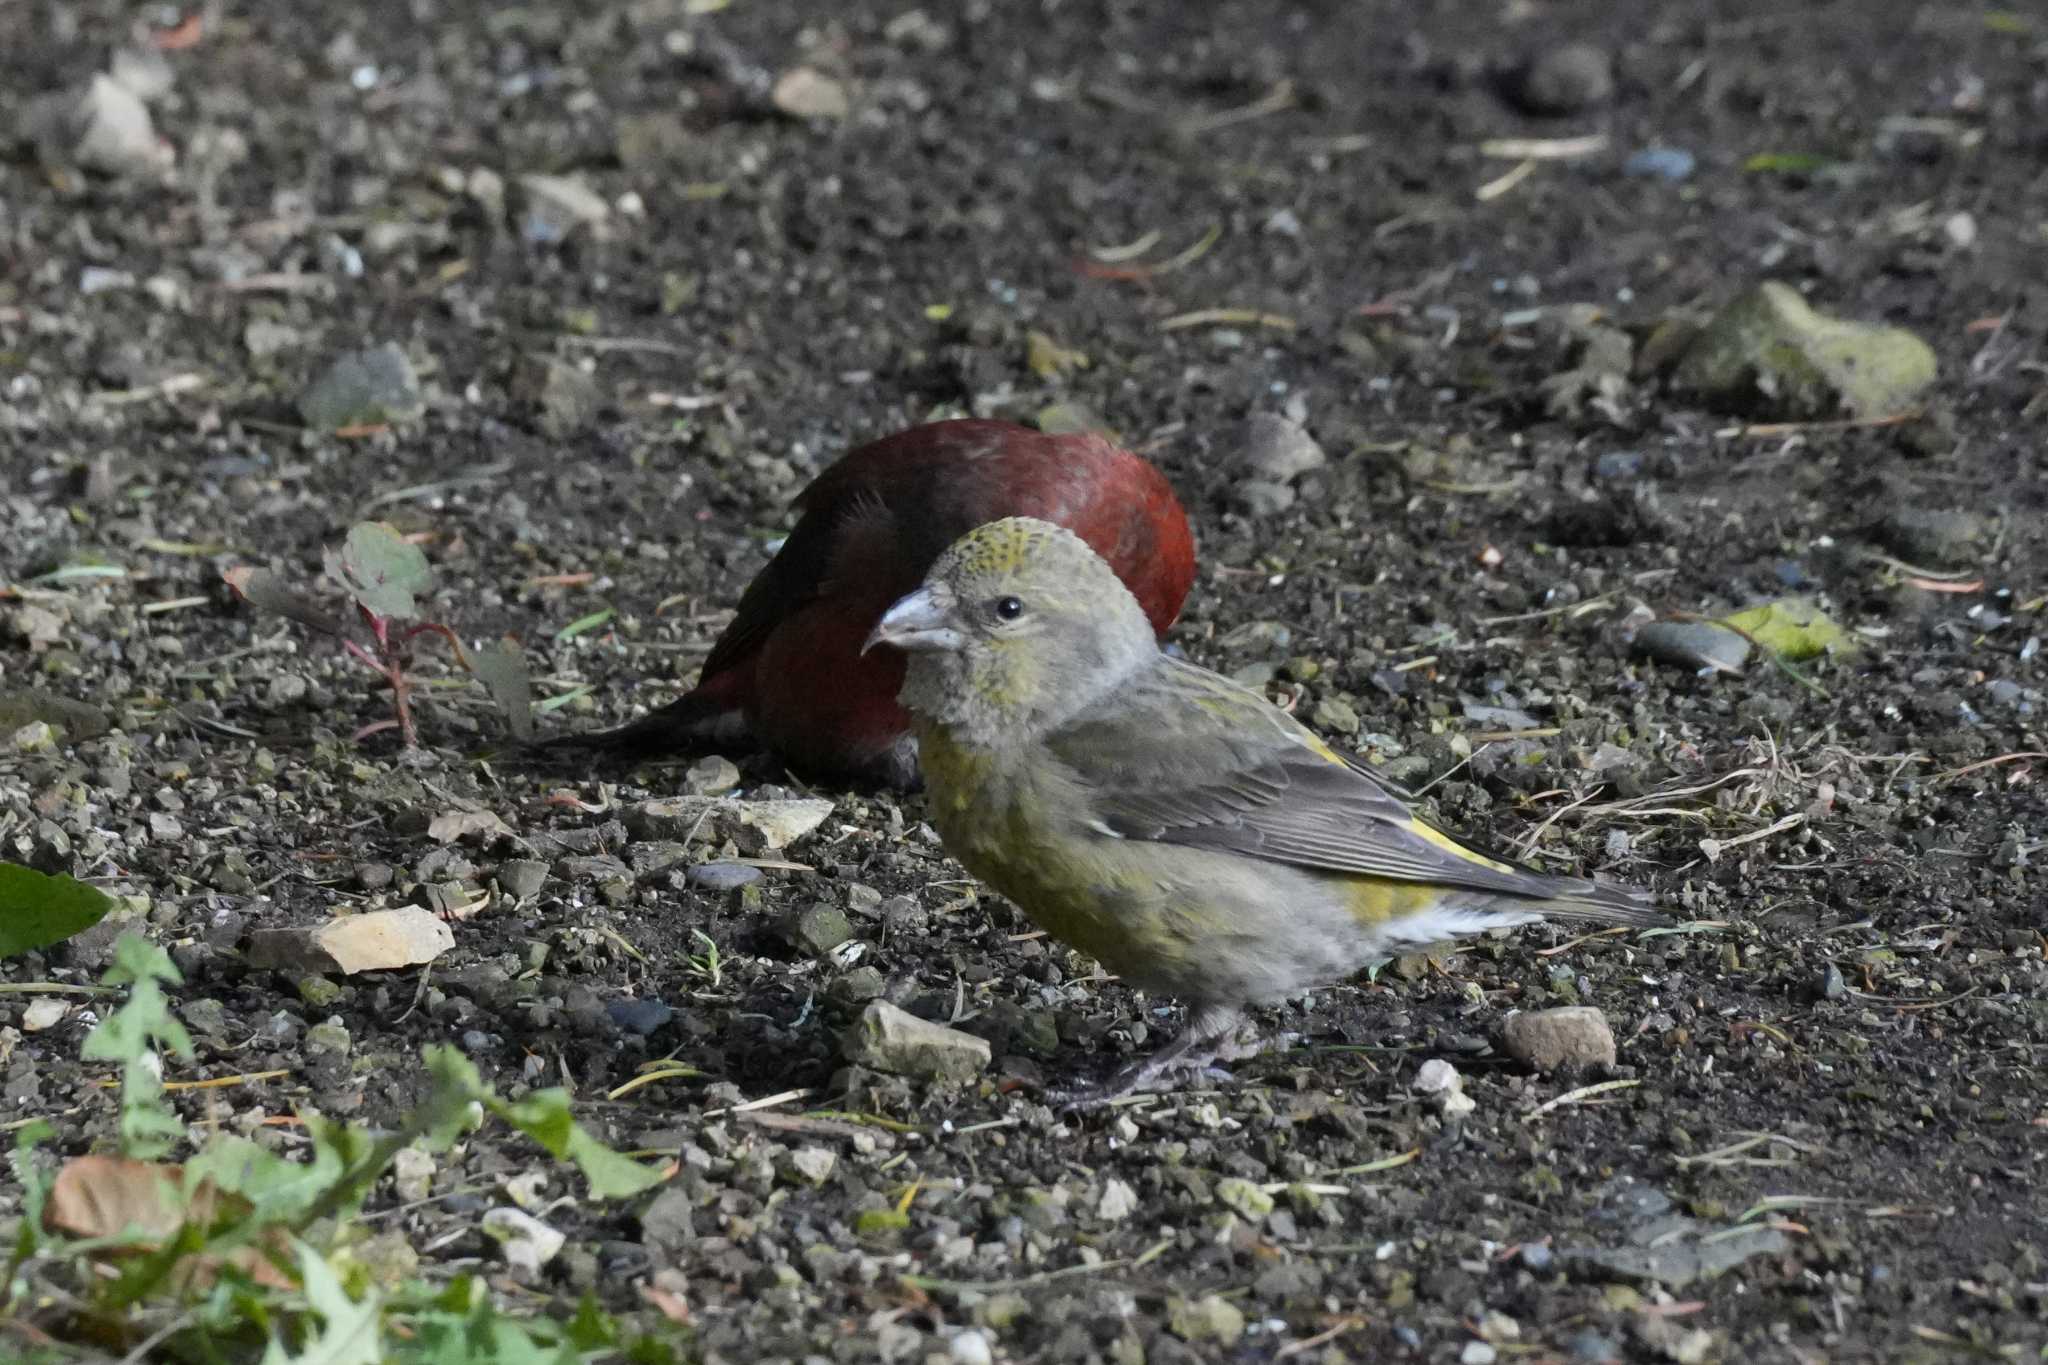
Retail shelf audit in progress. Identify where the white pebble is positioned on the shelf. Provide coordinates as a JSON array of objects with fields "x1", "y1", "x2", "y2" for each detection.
[
  {"x1": 948, "y1": 1328, "x2": 994, "y2": 1365},
  {"x1": 1413, "y1": 1058, "x2": 1462, "y2": 1094}
]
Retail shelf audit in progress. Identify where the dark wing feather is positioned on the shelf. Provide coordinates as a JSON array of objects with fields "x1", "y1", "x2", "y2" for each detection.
[{"x1": 1051, "y1": 659, "x2": 1654, "y2": 918}]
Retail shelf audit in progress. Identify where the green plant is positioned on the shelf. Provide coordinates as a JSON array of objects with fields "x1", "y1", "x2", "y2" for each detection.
[
  {"x1": 684, "y1": 929, "x2": 724, "y2": 989},
  {"x1": 3, "y1": 932, "x2": 679, "y2": 1363},
  {"x1": 224, "y1": 522, "x2": 488, "y2": 748}
]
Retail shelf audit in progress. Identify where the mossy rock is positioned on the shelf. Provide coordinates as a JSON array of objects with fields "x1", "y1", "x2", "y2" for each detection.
[{"x1": 1672, "y1": 282, "x2": 1936, "y2": 420}]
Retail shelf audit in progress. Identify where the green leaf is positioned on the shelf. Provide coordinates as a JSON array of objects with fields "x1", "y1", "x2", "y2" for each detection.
[
  {"x1": 498, "y1": 1090, "x2": 666, "y2": 1199},
  {"x1": 403, "y1": 1296, "x2": 582, "y2": 1365},
  {"x1": 418, "y1": 1046, "x2": 491, "y2": 1148},
  {"x1": 83, "y1": 935, "x2": 194, "y2": 1160},
  {"x1": 285, "y1": 1240, "x2": 385, "y2": 1365},
  {"x1": 1742, "y1": 151, "x2": 1833, "y2": 174},
  {"x1": 185, "y1": 1133, "x2": 349, "y2": 1226},
  {"x1": 8, "y1": 1119, "x2": 57, "y2": 1270},
  {"x1": 1719, "y1": 597, "x2": 1855, "y2": 662},
  {"x1": 535, "y1": 684, "x2": 593, "y2": 715},
  {"x1": 419, "y1": 1046, "x2": 662, "y2": 1199},
  {"x1": 553, "y1": 608, "x2": 615, "y2": 643},
  {"x1": 99, "y1": 933, "x2": 184, "y2": 993},
  {"x1": 0, "y1": 861, "x2": 117, "y2": 958},
  {"x1": 329, "y1": 523, "x2": 431, "y2": 621}
]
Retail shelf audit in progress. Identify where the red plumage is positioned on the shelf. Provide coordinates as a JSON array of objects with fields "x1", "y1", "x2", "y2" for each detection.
[{"x1": 563, "y1": 419, "x2": 1195, "y2": 787}]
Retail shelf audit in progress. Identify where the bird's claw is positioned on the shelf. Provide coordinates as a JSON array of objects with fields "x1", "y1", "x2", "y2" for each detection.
[{"x1": 1044, "y1": 1020, "x2": 1273, "y2": 1112}]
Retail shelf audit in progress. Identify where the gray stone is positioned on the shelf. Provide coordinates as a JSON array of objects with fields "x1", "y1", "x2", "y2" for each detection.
[
  {"x1": 785, "y1": 903, "x2": 853, "y2": 958},
  {"x1": 1234, "y1": 478, "x2": 1296, "y2": 517},
  {"x1": 517, "y1": 174, "x2": 609, "y2": 244},
  {"x1": 1501, "y1": 1005, "x2": 1616, "y2": 1072},
  {"x1": 772, "y1": 67, "x2": 850, "y2": 120},
  {"x1": 626, "y1": 795, "x2": 833, "y2": 851},
  {"x1": 1878, "y1": 507, "x2": 1985, "y2": 566},
  {"x1": 686, "y1": 861, "x2": 762, "y2": 892},
  {"x1": 1568, "y1": 1222, "x2": 1788, "y2": 1288},
  {"x1": 1507, "y1": 43, "x2": 1613, "y2": 115},
  {"x1": 638, "y1": 1187, "x2": 697, "y2": 1252},
  {"x1": 298, "y1": 342, "x2": 425, "y2": 431},
  {"x1": 682, "y1": 756, "x2": 742, "y2": 795},
  {"x1": 528, "y1": 357, "x2": 601, "y2": 439},
  {"x1": 1310, "y1": 695, "x2": 1360, "y2": 736},
  {"x1": 497, "y1": 859, "x2": 549, "y2": 899},
  {"x1": 1239, "y1": 412, "x2": 1326, "y2": 481},
  {"x1": 245, "y1": 908, "x2": 455, "y2": 975},
  {"x1": 1632, "y1": 621, "x2": 1752, "y2": 676},
  {"x1": 844, "y1": 1001, "x2": 990, "y2": 1083}
]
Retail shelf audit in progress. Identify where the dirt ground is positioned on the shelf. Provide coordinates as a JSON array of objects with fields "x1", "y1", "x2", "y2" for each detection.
[{"x1": 4, "y1": 0, "x2": 2046, "y2": 1360}]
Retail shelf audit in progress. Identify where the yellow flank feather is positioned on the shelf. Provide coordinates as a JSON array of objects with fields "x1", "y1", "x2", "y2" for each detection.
[
  {"x1": 1343, "y1": 875, "x2": 1448, "y2": 927},
  {"x1": 1405, "y1": 817, "x2": 1520, "y2": 875}
]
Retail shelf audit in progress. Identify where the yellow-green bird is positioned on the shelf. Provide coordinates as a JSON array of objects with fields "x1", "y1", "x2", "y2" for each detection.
[{"x1": 864, "y1": 516, "x2": 1665, "y2": 1102}]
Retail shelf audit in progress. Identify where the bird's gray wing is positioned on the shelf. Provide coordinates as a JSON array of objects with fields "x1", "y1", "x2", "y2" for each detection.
[{"x1": 1048, "y1": 658, "x2": 1654, "y2": 919}]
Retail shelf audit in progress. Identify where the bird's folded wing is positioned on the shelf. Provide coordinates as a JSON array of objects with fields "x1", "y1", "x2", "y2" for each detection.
[{"x1": 1050, "y1": 659, "x2": 1647, "y2": 911}]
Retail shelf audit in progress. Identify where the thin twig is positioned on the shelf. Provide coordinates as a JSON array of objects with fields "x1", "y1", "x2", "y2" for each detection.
[{"x1": 1524, "y1": 1078, "x2": 1640, "y2": 1120}]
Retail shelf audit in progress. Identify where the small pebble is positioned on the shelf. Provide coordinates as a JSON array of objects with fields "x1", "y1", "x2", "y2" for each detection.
[
  {"x1": 948, "y1": 1329, "x2": 995, "y2": 1365},
  {"x1": 80, "y1": 267, "x2": 137, "y2": 295},
  {"x1": 1506, "y1": 42, "x2": 1613, "y2": 115},
  {"x1": 1773, "y1": 560, "x2": 1812, "y2": 588},
  {"x1": 1233, "y1": 478, "x2": 1296, "y2": 517},
  {"x1": 1592, "y1": 450, "x2": 1645, "y2": 480},
  {"x1": 1521, "y1": 1242, "x2": 1555, "y2": 1270},
  {"x1": 1413, "y1": 1058, "x2": 1461, "y2": 1094},
  {"x1": 1569, "y1": 1330, "x2": 1620, "y2": 1362},
  {"x1": 1239, "y1": 412, "x2": 1327, "y2": 482},
  {"x1": 687, "y1": 861, "x2": 762, "y2": 892},
  {"x1": 1633, "y1": 620, "x2": 1752, "y2": 676},
  {"x1": 1502, "y1": 1006, "x2": 1616, "y2": 1072},
  {"x1": 1461, "y1": 1343, "x2": 1498, "y2": 1365},
  {"x1": 1624, "y1": 146, "x2": 1695, "y2": 181},
  {"x1": 606, "y1": 998, "x2": 675, "y2": 1036},
  {"x1": 498, "y1": 859, "x2": 549, "y2": 899}
]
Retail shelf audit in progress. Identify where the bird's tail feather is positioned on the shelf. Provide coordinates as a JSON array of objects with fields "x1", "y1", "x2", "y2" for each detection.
[
  {"x1": 534, "y1": 687, "x2": 749, "y2": 757},
  {"x1": 1527, "y1": 877, "x2": 1667, "y2": 929}
]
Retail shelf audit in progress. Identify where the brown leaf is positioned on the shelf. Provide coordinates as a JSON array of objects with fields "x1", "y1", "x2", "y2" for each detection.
[
  {"x1": 427, "y1": 809, "x2": 515, "y2": 844},
  {"x1": 45, "y1": 1154, "x2": 192, "y2": 1241},
  {"x1": 43, "y1": 1155, "x2": 296, "y2": 1289}
]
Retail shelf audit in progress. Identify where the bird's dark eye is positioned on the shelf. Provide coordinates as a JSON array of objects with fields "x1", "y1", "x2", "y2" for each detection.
[{"x1": 993, "y1": 596, "x2": 1026, "y2": 621}]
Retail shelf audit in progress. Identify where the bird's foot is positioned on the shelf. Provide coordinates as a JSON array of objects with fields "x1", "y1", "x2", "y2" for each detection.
[
  {"x1": 868, "y1": 736, "x2": 924, "y2": 793},
  {"x1": 1046, "y1": 1007, "x2": 1266, "y2": 1112}
]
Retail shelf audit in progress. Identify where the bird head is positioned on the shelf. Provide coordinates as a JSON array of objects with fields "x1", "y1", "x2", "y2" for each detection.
[{"x1": 863, "y1": 516, "x2": 1158, "y2": 744}]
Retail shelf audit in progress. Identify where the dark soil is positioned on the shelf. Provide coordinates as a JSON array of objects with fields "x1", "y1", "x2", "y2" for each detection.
[{"x1": 4, "y1": 1, "x2": 2045, "y2": 1361}]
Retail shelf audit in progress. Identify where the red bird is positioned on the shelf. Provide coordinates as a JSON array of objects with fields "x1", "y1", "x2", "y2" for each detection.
[{"x1": 558, "y1": 419, "x2": 1196, "y2": 788}]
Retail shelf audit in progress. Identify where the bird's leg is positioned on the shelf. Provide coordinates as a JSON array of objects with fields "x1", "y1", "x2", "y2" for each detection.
[
  {"x1": 1049, "y1": 1004, "x2": 1260, "y2": 1110},
  {"x1": 870, "y1": 735, "x2": 924, "y2": 793}
]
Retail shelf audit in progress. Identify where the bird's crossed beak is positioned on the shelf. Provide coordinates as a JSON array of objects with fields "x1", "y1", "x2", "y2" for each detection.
[{"x1": 862, "y1": 585, "x2": 964, "y2": 655}]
